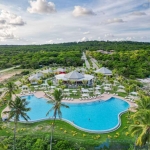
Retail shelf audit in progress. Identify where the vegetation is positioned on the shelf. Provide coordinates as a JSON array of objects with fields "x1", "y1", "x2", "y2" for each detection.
[
  {"x1": 46, "y1": 89, "x2": 69, "y2": 150},
  {"x1": 3, "y1": 97, "x2": 31, "y2": 150},
  {"x1": 0, "y1": 41, "x2": 150, "y2": 72},
  {"x1": 88, "y1": 49, "x2": 150, "y2": 78},
  {"x1": 129, "y1": 95, "x2": 150, "y2": 147},
  {"x1": 0, "y1": 41, "x2": 150, "y2": 149}
]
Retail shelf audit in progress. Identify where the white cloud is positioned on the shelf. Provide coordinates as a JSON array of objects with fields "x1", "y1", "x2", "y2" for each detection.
[
  {"x1": 0, "y1": 10, "x2": 25, "y2": 41},
  {"x1": 73, "y1": 6, "x2": 96, "y2": 17},
  {"x1": 80, "y1": 37, "x2": 89, "y2": 42},
  {"x1": 83, "y1": 31, "x2": 90, "y2": 35},
  {"x1": 27, "y1": 0, "x2": 56, "y2": 14},
  {"x1": 46, "y1": 40, "x2": 54, "y2": 44},
  {"x1": 106, "y1": 18, "x2": 124, "y2": 24},
  {"x1": 0, "y1": 10, "x2": 25, "y2": 26},
  {"x1": 104, "y1": 34, "x2": 114, "y2": 38},
  {"x1": 0, "y1": 30, "x2": 15, "y2": 41},
  {"x1": 130, "y1": 11, "x2": 146, "y2": 16}
]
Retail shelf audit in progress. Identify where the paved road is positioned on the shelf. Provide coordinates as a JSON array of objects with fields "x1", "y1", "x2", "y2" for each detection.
[
  {"x1": 0, "y1": 65, "x2": 20, "y2": 73},
  {"x1": 83, "y1": 52, "x2": 90, "y2": 69},
  {"x1": 90, "y1": 58, "x2": 99, "y2": 69}
]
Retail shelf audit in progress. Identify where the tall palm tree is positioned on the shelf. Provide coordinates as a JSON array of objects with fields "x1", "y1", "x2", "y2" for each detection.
[
  {"x1": 3, "y1": 97, "x2": 31, "y2": 150},
  {"x1": 129, "y1": 110, "x2": 150, "y2": 147},
  {"x1": 46, "y1": 89, "x2": 69, "y2": 150},
  {"x1": 5, "y1": 82, "x2": 17, "y2": 99}
]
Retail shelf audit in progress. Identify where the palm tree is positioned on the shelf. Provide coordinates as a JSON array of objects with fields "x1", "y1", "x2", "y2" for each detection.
[
  {"x1": 82, "y1": 80, "x2": 88, "y2": 88},
  {"x1": 46, "y1": 89, "x2": 69, "y2": 150},
  {"x1": 135, "y1": 96, "x2": 150, "y2": 111},
  {"x1": 3, "y1": 97, "x2": 31, "y2": 150},
  {"x1": 5, "y1": 82, "x2": 17, "y2": 99},
  {"x1": 129, "y1": 110, "x2": 150, "y2": 147}
]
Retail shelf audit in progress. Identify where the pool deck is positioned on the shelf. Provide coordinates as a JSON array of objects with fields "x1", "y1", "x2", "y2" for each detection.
[{"x1": 1, "y1": 91, "x2": 137, "y2": 120}]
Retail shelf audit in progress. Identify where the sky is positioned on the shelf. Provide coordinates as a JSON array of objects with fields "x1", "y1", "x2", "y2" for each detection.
[{"x1": 0, "y1": 0, "x2": 150, "y2": 45}]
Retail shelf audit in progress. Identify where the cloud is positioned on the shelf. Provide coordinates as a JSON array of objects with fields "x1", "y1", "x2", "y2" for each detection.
[
  {"x1": 104, "y1": 34, "x2": 114, "y2": 38},
  {"x1": 46, "y1": 40, "x2": 54, "y2": 44},
  {"x1": 0, "y1": 30, "x2": 15, "y2": 41},
  {"x1": 0, "y1": 10, "x2": 25, "y2": 26},
  {"x1": 0, "y1": 19, "x2": 6, "y2": 24},
  {"x1": 130, "y1": 11, "x2": 146, "y2": 16},
  {"x1": 106, "y1": 18, "x2": 124, "y2": 24},
  {"x1": 27, "y1": 0, "x2": 56, "y2": 14},
  {"x1": 73, "y1": 6, "x2": 96, "y2": 17},
  {"x1": 0, "y1": 10, "x2": 25, "y2": 40},
  {"x1": 80, "y1": 37, "x2": 89, "y2": 42},
  {"x1": 83, "y1": 31, "x2": 90, "y2": 35}
]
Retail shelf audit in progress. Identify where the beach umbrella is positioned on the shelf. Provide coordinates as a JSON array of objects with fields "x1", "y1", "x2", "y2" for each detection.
[
  {"x1": 118, "y1": 85, "x2": 125, "y2": 89},
  {"x1": 95, "y1": 87, "x2": 101, "y2": 90},
  {"x1": 72, "y1": 90, "x2": 77, "y2": 93},
  {"x1": 82, "y1": 93, "x2": 89, "y2": 97},
  {"x1": 130, "y1": 91, "x2": 138, "y2": 96},
  {"x1": 117, "y1": 89, "x2": 126, "y2": 93},
  {"x1": 82, "y1": 89, "x2": 89, "y2": 93},
  {"x1": 95, "y1": 91, "x2": 101, "y2": 95},
  {"x1": 64, "y1": 89, "x2": 69, "y2": 92},
  {"x1": 103, "y1": 86, "x2": 111, "y2": 91}
]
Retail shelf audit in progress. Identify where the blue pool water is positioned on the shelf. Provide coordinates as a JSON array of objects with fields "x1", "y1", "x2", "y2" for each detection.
[{"x1": 21, "y1": 95, "x2": 129, "y2": 132}]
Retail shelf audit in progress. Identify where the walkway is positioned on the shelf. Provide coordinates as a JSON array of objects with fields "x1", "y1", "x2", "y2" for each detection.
[
  {"x1": 90, "y1": 57, "x2": 99, "y2": 69},
  {"x1": 0, "y1": 65, "x2": 20, "y2": 73},
  {"x1": 82, "y1": 52, "x2": 90, "y2": 69}
]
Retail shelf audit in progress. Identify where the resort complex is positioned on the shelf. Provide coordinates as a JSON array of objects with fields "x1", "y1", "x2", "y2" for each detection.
[
  {"x1": 0, "y1": 0, "x2": 150, "y2": 148},
  {"x1": 0, "y1": 42, "x2": 150, "y2": 150}
]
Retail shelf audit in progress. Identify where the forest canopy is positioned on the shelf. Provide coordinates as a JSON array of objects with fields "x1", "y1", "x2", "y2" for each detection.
[{"x1": 0, "y1": 41, "x2": 150, "y2": 79}]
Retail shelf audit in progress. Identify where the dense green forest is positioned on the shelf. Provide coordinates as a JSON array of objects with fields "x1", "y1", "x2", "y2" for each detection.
[
  {"x1": 0, "y1": 41, "x2": 150, "y2": 78},
  {"x1": 88, "y1": 50, "x2": 150, "y2": 79}
]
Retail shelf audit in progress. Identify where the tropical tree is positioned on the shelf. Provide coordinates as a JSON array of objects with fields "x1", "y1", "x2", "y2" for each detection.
[
  {"x1": 5, "y1": 82, "x2": 17, "y2": 99},
  {"x1": 82, "y1": 80, "x2": 87, "y2": 88},
  {"x1": 129, "y1": 110, "x2": 150, "y2": 147},
  {"x1": 3, "y1": 97, "x2": 31, "y2": 150},
  {"x1": 135, "y1": 96, "x2": 150, "y2": 111},
  {"x1": 46, "y1": 89, "x2": 69, "y2": 150}
]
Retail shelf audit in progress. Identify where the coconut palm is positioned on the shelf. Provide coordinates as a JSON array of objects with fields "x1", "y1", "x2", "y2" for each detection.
[
  {"x1": 46, "y1": 89, "x2": 69, "y2": 150},
  {"x1": 5, "y1": 82, "x2": 17, "y2": 99},
  {"x1": 3, "y1": 96, "x2": 30, "y2": 150},
  {"x1": 135, "y1": 96, "x2": 150, "y2": 111},
  {"x1": 129, "y1": 110, "x2": 150, "y2": 147}
]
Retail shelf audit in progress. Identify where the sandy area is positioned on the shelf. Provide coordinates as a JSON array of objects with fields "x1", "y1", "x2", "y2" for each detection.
[{"x1": 0, "y1": 71, "x2": 22, "y2": 82}]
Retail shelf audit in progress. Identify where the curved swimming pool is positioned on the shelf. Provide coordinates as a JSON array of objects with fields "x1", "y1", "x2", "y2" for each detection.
[{"x1": 20, "y1": 95, "x2": 129, "y2": 133}]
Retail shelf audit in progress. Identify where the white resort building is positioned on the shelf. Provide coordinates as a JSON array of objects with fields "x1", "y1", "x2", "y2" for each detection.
[
  {"x1": 55, "y1": 70, "x2": 94, "y2": 86},
  {"x1": 95, "y1": 67, "x2": 112, "y2": 76},
  {"x1": 28, "y1": 72, "x2": 44, "y2": 84}
]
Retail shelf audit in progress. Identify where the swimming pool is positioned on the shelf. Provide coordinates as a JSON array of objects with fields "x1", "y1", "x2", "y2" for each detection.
[{"x1": 20, "y1": 95, "x2": 129, "y2": 133}]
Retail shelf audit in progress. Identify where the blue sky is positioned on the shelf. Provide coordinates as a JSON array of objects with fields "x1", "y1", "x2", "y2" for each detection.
[{"x1": 0, "y1": 0, "x2": 149, "y2": 44}]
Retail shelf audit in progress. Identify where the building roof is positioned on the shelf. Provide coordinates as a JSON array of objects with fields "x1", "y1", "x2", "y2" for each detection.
[
  {"x1": 55, "y1": 68, "x2": 66, "y2": 72},
  {"x1": 55, "y1": 70, "x2": 94, "y2": 81},
  {"x1": 95, "y1": 67, "x2": 112, "y2": 75},
  {"x1": 64, "y1": 71, "x2": 84, "y2": 80},
  {"x1": 28, "y1": 72, "x2": 43, "y2": 81},
  {"x1": 41, "y1": 68, "x2": 53, "y2": 74}
]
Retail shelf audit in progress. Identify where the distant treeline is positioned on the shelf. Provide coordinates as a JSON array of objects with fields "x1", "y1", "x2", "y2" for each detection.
[{"x1": 0, "y1": 41, "x2": 150, "y2": 71}]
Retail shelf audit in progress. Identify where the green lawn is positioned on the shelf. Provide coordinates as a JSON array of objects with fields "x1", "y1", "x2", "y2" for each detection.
[{"x1": 0, "y1": 112, "x2": 135, "y2": 146}]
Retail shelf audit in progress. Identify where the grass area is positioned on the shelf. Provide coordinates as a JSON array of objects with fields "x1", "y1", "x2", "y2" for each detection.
[{"x1": 0, "y1": 112, "x2": 135, "y2": 146}]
